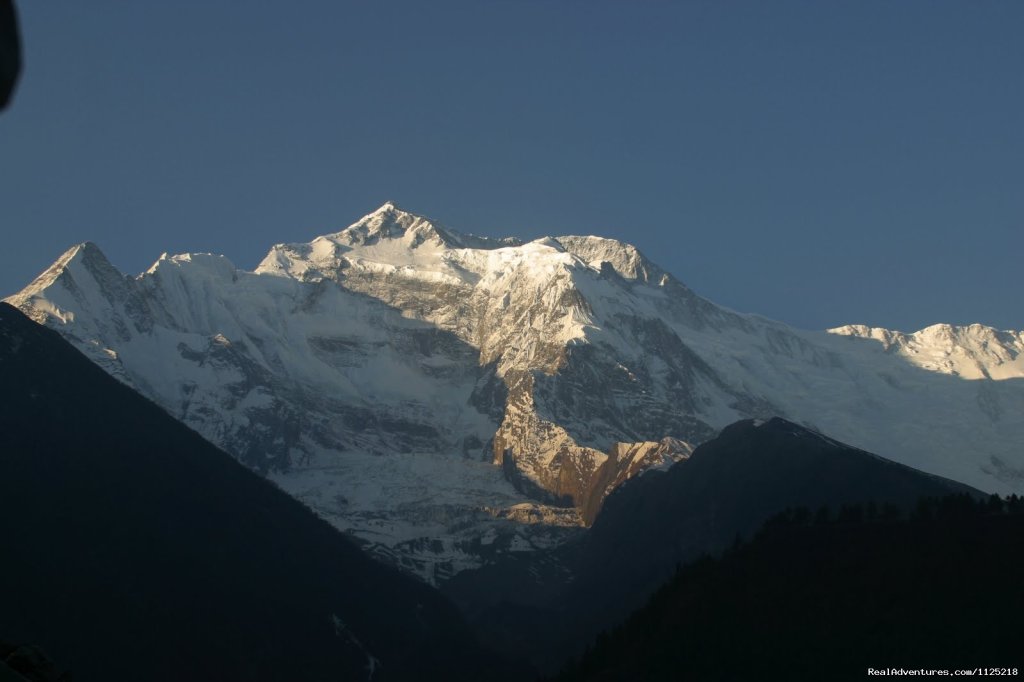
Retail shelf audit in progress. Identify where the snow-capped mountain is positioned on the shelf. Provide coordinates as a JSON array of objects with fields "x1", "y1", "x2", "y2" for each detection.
[{"x1": 8, "y1": 203, "x2": 1024, "y2": 579}]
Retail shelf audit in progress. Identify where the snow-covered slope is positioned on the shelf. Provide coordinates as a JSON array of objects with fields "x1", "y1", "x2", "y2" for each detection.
[
  {"x1": 829, "y1": 323, "x2": 1024, "y2": 380},
  {"x1": 9, "y1": 236, "x2": 582, "y2": 582},
  {"x1": 8, "y1": 203, "x2": 1024, "y2": 578}
]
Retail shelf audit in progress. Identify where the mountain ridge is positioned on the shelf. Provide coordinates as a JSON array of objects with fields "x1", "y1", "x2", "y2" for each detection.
[{"x1": 7, "y1": 202, "x2": 1024, "y2": 580}]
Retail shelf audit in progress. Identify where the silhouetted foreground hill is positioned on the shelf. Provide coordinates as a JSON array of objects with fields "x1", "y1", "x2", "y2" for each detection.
[
  {"x1": 0, "y1": 641, "x2": 69, "y2": 682},
  {"x1": 553, "y1": 495, "x2": 1024, "y2": 681},
  {"x1": 445, "y1": 418, "x2": 978, "y2": 672},
  {"x1": 0, "y1": 303, "x2": 522, "y2": 682}
]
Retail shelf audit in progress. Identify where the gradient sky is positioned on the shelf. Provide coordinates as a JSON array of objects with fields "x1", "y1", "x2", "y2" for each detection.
[{"x1": 2, "y1": 1, "x2": 1021, "y2": 331}]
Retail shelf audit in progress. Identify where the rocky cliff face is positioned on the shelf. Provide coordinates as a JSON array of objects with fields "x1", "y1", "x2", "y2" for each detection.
[
  {"x1": 8, "y1": 202, "x2": 1024, "y2": 579},
  {"x1": 253, "y1": 203, "x2": 706, "y2": 523}
]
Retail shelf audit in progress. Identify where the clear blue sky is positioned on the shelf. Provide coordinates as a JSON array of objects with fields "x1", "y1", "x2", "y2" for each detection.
[{"x1": 2, "y1": 1, "x2": 1021, "y2": 331}]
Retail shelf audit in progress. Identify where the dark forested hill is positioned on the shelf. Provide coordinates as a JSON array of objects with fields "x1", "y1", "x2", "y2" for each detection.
[
  {"x1": 444, "y1": 418, "x2": 979, "y2": 672},
  {"x1": 553, "y1": 495, "x2": 1024, "y2": 681},
  {"x1": 0, "y1": 303, "x2": 522, "y2": 682}
]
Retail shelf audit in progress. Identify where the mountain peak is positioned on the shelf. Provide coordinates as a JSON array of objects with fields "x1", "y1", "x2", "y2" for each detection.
[
  {"x1": 7, "y1": 241, "x2": 116, "y2": 301},
  {"x1": 53, "y1": 241, "x2": 106, "y2": 270},
  {"x1": 70, "y1": 240, "x2": 102, "y2": 256},
  {"x1": 361, "y1": 200, "x2": 405, "y2": 221},
  {"x1": 324, "y1": 203, "x2": 524, "y2": 253},
  {"x1": 555, "y1": 235, "x2": 668, "y2": 284},
  {"x1": 337, "y1": 202, "x2": 458, "y2": 248},
  {"x1": 733, "y1": 416, "x2": 833, "y2": 441}
]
